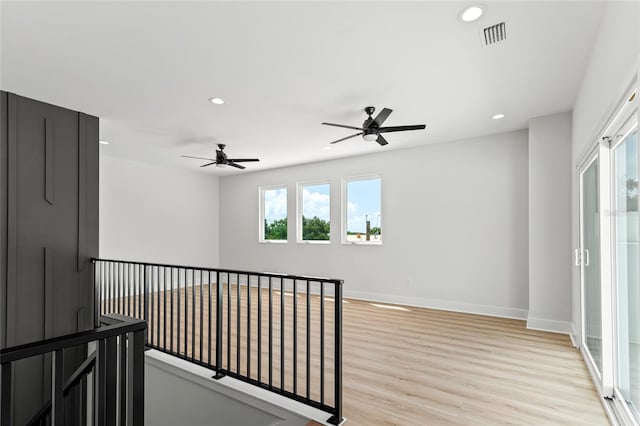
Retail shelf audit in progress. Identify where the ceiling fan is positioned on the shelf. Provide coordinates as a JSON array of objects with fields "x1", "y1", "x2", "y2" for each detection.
[
  {"x1": 180, "y1": 144, "x2": 259, "y2": 169},
  {"x1": 322, "y1": 106, "x2": 426, "y2": 146}
]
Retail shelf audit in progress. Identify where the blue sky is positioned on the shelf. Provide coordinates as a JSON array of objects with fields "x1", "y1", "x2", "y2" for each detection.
[{"x1": 347, "y1": 178, "x2": 381, "y2": 233}]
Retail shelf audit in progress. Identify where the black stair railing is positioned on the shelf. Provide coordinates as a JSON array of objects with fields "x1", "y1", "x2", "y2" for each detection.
[
  {"x1": 24, "y1": 351, "x2": 97, "y2": 426},
  {"x1": 92, "y1": 258, "x2": 344, "y2": 426},
  {"x1": 0, "y1": 314, "x2": 146, "y2": 426}
]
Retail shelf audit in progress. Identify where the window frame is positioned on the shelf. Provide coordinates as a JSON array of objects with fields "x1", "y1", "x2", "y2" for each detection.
[
  {"x1": 296, "y1": 180, "x2": 331, "y2": 244},
  {"x1": 259, "y1": 184, "x2": 288, "y2": 244},
  {"x1": 341, "y1": 174, "x2": 383, "y2": 246}
]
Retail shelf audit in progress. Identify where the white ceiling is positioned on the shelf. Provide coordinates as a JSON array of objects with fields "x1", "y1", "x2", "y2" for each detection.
[{"x1": 1, "y1": 1, "x2": 604, "y2": 174}]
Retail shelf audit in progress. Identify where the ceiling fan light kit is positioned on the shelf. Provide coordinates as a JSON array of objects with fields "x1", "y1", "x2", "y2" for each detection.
[{"x1": 322, "y1": 106, "x2": 426, "y2": 147}]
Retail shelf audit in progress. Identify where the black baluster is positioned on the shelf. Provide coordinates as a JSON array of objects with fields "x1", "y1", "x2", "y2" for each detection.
[
  {"x1": 306, "y1": 280, "x2": 311, "y2": 400},
  {"x1": 156, "y1": 267, "x2": 160, "y2": 347},
  {"x1": 330, "y1": 282, "x2": 343, "y2": 425},
  {"x1": 320, "y1": 281, "x2": 325, "y2": 406},
  {"x1": 110, "y1": 262, "x2": 114, "y2": 314},
  {"x1": 236, "y1": 273, "x2": 240, "y2": 374},
  {"x1": 163, "y1": 267, "x2": 167, "y2": 350},
  {"x1": 150, "y1": 266, "x2": 154, "y2": 346},
  {"x1": 247, "y1": 274, "x2": 251, "y2": 379},
  {"x1": 51, "y1": 350, "x2": 64, "y2": 425},
  {"x1": 125, "y1": 263, "x2": 129, "y2": 317},
  {"x1": 258, "y1": 275, "x2": 262, "y2": 383},
  {"x1": 170, "y1": 268, "x2": 174, "y2": 352},
  {"x1": 280, "y1": 278, "x2": 285, "y2": 391},
  {"x1": 177, "y1": 268, "x2": 181, "y2": 355},
  {"x1": 208, "y1": 270, "x2": 212, "y2": 369},
  {"x1": 214, "y1": 270, "x2": 224, "y2": 378},
  {"x1": 200, "y1": 270, "x2": 204, "y2": 363},
  {"x1": 268, "y1": 276, "x2": 273, "y2": 390},
  {"x1": 192, "y1": 269, "x2": 196, "y2": 361},
  {"x1": 227, "y1": 273, "x2": 231, "y2": 371},
  {"x1": 184, "y1": 269, "x2": 189, "y2": 357},
  {"x1": 293, "y1": 279, "x2": 298, "y2": 396},
  {"x1": 143, "y1": 265, "x2": 149, "y2": 346}
]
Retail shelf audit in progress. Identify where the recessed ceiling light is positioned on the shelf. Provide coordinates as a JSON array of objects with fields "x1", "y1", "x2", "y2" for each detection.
[
  {"x1": 323, "y1": 146, "x2": 331, "y2": 150},
  {"x1": 492, "y1": 113, "x2": 505, "y2": 120},
  {"x1": 459, "y1": 5, "x2": 484, "y2": 22},
  {"x1": 209, "y1": 97, "x2": 225, "y2": 105},
  {"x1": 99, "y1": 140, "x2": 109, "y2": 145}
]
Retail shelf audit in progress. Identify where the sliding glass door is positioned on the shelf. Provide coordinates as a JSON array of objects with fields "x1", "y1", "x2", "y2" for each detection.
[
  {"x1": 579, "y1": 85, "x2": 638, "y2": 423},
  {"x1": 613, "y1": 124, "x2": 639, "y2": 418},
  {"x1": 581, "y1": 156, "x2": 603, "y2": 376}
]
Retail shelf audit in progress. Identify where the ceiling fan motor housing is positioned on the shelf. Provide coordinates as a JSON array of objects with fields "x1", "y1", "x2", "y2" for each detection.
[{"x1": 364, "y1": 107, "x2": 379, "y2": 129}]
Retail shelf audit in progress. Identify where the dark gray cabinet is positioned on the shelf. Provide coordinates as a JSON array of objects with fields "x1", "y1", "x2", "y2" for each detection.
[{"x1": 0, "y1": 91, "x2": 99, "y2": 425}]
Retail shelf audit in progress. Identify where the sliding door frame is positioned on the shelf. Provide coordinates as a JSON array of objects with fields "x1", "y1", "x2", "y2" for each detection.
[
  {"x1": 578, "y1": 80, "x2": 638, "y2": 425},
  {"x1": 609, "y1": 110, "x2": 639, "y2": 425}
]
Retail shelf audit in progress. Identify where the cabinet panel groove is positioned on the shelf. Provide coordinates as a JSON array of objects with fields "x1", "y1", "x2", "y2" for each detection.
[
  {"x1": 6, "y1": 93, "x2": 18, "y2": 348},
  {"x1": 77, "y1": 114, "x2": 86, "y2": 272},
  {"x1": 45, "y1": 118, "x2": 54, "y2": 205}
]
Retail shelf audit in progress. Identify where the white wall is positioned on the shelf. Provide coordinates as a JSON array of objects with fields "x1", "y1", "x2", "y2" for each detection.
[
  {"x1": 573, "y1": 2, "x2": 639, "y2": 161},
  {"x1": 528, "y1": 112, "x2": 573, "y2": 333},
  {"x1": 145, "y1": 351, "x2": 313, "y2": 426},
  {"x1": 571, "y1": 1, "x2": 640, "y2": 343},
  {"x1": 220, "y1": 131, "x2": 529, "y2": 319},
  {"x1": 100, "y1": 155, "x2": 220, "y2": 267}
]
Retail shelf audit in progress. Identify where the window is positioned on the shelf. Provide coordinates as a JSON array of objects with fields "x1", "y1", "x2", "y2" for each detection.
[
  {"x1": 297, "y1": 181, "x2": 330, "y2": 243},
  {"x1": 260, "y1": 186, "x2": 287, "y2": 242},
  {"x1": 343, "y1": 176, "x2": 382, "y2": 244}
]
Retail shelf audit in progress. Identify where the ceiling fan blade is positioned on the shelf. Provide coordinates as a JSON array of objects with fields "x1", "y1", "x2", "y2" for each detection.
[
  {"x1": 228, "y1": 162, "x2": 246, "y2": 170},
  {"x1": 227, "y1": 158, "x2": 260, "y2": 163},
  {"x1": 376, "y1": 134, "x2": 389, "y2": 146},
  {"x1": 373, "y1": 108, "x2": 393, "y2": 126},
  {"x1": 200, "y1": 162, "x2": 216, "y2": 168},
  {"x1": 322, "y1": 122, "x2": 364, "y2": 131},
  {"x1": 378, "y1": 124, "x2": 426, "y2": 133},
  {"x1": 330, "y1": 132, "x2": 363, "y2": 144},
  {"x1": 181, "y1": 155, "x2": 216, "y2": 161}
]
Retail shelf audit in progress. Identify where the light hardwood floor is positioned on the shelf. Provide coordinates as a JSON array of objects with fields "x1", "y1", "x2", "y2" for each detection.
[{"x1": 104, "y1": 285, "x2": 608, "y2": 425}]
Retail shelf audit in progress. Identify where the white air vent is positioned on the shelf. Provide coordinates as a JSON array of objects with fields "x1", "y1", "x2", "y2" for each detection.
[{"x1": 482, "y1": 22, "x2": 506, "y2": 46}]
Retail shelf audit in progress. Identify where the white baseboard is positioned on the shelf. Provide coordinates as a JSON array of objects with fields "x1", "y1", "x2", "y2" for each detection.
[
  {"x1": 569, "y1": 333, "x2": 578, "y2": 348},
  {"x1": 569, "y1": 323, "x2": 579, "y2": 347},
  {"x1": 526, "y1": 317, "x2": 574, "y2": 335},
  {"x1": 343, "y1": 290, "x2": 529, "y2": 320}
]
